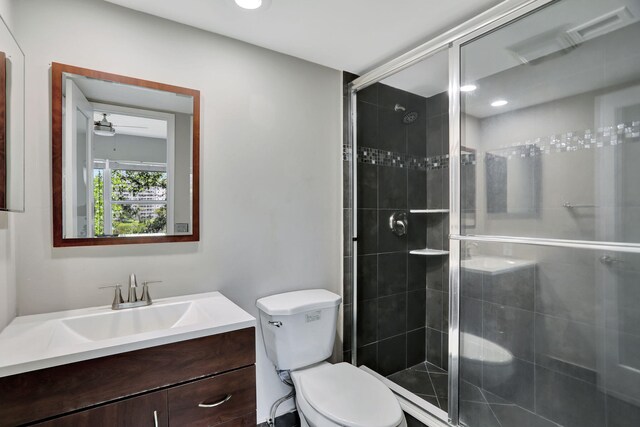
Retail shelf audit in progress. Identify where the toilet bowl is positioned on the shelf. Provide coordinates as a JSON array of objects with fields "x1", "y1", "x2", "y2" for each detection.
[
  {"x1": 291, "y1": 362, "x2": 406, "y2": 427},
  {"x1": 256, "y1": 290, "x2": 406, "y2": 427}
]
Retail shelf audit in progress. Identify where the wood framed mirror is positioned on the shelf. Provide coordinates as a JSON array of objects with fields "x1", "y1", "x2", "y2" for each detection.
[{"x1": 52, "y1": 63, "x2": 200, "y2": 247}]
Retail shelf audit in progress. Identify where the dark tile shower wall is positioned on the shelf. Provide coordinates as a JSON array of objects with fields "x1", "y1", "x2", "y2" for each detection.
[
  {"x1": 424, "y1": 92, "x2": 450, "y2": 371},
  {"x1": 342, "y1": 71, "x2": 450, "y2": 376},
  {"x1": 354, "y1": 80, "x2": 428, "y2": 376}
]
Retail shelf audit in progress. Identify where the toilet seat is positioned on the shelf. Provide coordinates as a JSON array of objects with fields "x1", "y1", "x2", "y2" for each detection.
[{"x1": 291, "y1": 362, "x2": 404, "y2": 427}]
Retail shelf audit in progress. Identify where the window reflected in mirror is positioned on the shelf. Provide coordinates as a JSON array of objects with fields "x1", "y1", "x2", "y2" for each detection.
[{"x1": 52, "y1": 63, "x2": 199, "y2": 246}]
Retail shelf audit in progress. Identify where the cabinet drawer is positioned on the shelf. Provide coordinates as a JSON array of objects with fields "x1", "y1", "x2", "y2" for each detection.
[
  {"x1": 168, "y1": 366, "x2": 256, "y2": 427},
  {"x1": 34, "y1": 390, "x2": 168, "y2": 427}
]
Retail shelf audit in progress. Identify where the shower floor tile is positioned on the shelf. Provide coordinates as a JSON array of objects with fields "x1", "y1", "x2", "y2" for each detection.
[
  {"x1": 459, "y1": 381, "x2": 562, "y2": 427},
  {"x1": 388, "y1": 366, "x2": 565, "y2": 426},
  {"x1": 387, "y1": 361, "x2": 449, "y2": 412}
]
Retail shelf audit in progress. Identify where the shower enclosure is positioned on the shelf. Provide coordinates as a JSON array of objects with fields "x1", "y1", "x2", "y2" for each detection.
[{"x1": 344, "y1": 0, "x2": 640, "y2": 426}]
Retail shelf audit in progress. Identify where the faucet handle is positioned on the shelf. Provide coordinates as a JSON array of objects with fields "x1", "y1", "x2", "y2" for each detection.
[
  {"x1": 141, "y1": 281, "x2": 163, "y2": 304},
  {"x1": 99, "y1": 284, "x2": 124, "y2": 308}
]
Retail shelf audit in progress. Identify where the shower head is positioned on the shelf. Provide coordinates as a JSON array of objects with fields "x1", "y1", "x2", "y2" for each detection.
[
  {"x1": 394, "y1": 103, "x2": 418, "y2": 124},
  {"x1": 402, "y1": 111, "x2": 419, "y2": 124}
]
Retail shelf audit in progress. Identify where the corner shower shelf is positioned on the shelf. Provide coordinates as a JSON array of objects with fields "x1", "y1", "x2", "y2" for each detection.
[
  {"x1": 409, "y1": 209, "x2": 450, "y2": 214},
  {"x1": 410, "y1": 248, "x2": 450, "y2": 256}
]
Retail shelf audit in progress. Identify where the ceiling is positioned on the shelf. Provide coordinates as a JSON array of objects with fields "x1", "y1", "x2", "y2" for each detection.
[
  {"x1": 64, "y1": 73, "x2": 189, "y2": 138},
  {"x1": 104, "y1": 0, "x2": 503, "y2": 74},
  {"x1": 381, "y1": 0, "x2": 640, "y2": 118},
  {"x1": 64, "y1": 73, "x2": 194, "y2": 115},
  {"x1": 101, "y1": 0, "x2": 640, "y2": 121},
  {"x1": 93, "y1": 112, "x2": 168, "y2": 139}
]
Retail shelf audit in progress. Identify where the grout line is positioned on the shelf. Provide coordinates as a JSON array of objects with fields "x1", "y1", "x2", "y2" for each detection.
[
  {"x1": 476, "y1": 385, "x2": 504, "y2": 427},
  {"x1": 427, "y1": 370, "x2": 442, "y2": 410}
]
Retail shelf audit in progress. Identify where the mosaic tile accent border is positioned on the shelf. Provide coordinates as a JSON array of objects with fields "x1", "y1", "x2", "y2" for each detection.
[
  {"x1": 461, "y1": 152, "x2": 476, "y2": 166},
  {"x1": 343, "y1": 122, "x2": 640, "y2": 166},
  {"x1": 342, "y1": 145, "x2": 449, "y2": 171},
  {"x1": 488, "y1": 121, "x2": 640, "y2": 159},
  {"x1": 342, "y1": 144, "x2": 352, "y2": 162}
]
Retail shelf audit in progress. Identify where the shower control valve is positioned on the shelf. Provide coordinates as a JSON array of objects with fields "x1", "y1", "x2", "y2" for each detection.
[{"x1": 389, "y1": 212, "x2": 408, "y2": 237}]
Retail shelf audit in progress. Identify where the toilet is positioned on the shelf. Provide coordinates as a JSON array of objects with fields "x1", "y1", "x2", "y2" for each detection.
[{"x1": 257, "y1": 289, "x2": 407, "y2": 427}]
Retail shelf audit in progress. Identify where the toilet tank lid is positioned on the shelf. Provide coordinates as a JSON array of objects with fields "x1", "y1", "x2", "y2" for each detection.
[{"x1": 256, "y1": 289, "x2": 342, "y2": 316}]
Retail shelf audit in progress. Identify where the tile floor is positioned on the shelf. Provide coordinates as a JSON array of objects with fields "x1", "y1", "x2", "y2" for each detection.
[
  {"x1": 387, "y1": 361, "x2": 449, "y2": 412},
  {"x1": 387, "y1": 361, "x2": 566, "y2": 426}
]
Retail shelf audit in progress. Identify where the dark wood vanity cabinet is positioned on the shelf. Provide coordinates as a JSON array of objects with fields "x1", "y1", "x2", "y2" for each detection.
[{"x1": 0, "y1": 328, "x2": 256, "y2": 427}]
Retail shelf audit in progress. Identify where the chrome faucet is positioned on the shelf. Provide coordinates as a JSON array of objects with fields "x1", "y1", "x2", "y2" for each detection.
[
  {"x1": 128, "y1": 273, "x2": 139, "y2": 303},
  {"x1": 461, "y1": 241, "x2": 479, "y2": 258},
  {"x1": 100, "y1": 274, "x2": 162, "y2": 310}
]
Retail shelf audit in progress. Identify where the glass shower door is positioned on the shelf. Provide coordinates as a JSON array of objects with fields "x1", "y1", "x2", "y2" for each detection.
[
  {"x1": 347, "y1": 47, "x2": 452, "y2": 422},
  {"x1": 452, "y1": 0, "x2": 640, "y2": 425}
]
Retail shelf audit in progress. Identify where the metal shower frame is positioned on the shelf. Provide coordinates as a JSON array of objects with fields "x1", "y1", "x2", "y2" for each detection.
[{"x1": 346, "y1": 0, "x2": 558, "y2": 425}]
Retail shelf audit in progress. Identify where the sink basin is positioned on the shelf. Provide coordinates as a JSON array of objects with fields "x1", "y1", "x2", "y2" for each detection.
[
  {"x1": 0, "y1": 292, "x2": 255, "y2": 378},
  {"x1": 62, "y1": 301, "x2": 208, "y2": 341},
  {"x1": 461, "y1": 256, "x2": 535, "y2": 274}
]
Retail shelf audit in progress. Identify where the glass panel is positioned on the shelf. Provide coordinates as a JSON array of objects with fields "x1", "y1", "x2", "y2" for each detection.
[
  {"x1": 0, "y1": 14, "x2": 25, "y2": 212},
  {"x1": 111, "y1": 170, "x2": 167, "y2": 202},
  {"x1": 459, "y1": 240, "x2": 640, "y2": 426},
  {"x1": 460, "y1": 0, "x2": 640, "y2": 243},
  {"x1": 93, "y1": 169, "x2": 104, "y2": 237},
  {"x1": 111, "y1": 203, "x2": 167, "y2": 236},
  {"x1": 352, "y1": 48, "x2": 451, "y2": 416}
]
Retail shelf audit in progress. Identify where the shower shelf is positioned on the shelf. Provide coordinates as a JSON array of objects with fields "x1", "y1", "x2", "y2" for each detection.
[
  {"x1": 410, "y1": 248, "x2": 449, "y2": 256},
  {"x1": 409, "y1": 209, "x2": 450, "y2": 214}
]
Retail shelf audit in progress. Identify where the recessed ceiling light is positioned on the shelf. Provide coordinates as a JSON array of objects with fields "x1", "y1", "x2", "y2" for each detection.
[
  {"x1": 491, "y1": 99, "x2": 508, "y2": 107},
  {"x1": 460, "y1": 84, "x2": 477, "y2": 92},
  {"x1": 235, "y1": 0, "x2": 262, "y2": 9}
]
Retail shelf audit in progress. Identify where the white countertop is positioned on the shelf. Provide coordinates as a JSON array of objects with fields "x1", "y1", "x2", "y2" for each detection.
[
  {"x1": 461, "y1": 255, "x2": 536, "y2": 274},
  {"x1": 0, "y1": 291, "x2": 256, "y2": 378}
]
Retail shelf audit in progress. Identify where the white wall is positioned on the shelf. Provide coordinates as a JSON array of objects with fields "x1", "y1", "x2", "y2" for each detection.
[
  {"x1": 13, "y1": 0, "x2": 342, "y2": 422},
  {"x1": 0, "y1": 0, "x2": 17, "y2": 331},
  {"x1": 0, "y1": 212, "x2": 16, "y2": 330}
]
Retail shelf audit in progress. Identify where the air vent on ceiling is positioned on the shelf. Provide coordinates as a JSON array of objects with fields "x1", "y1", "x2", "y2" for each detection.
[
  {"x1": 508, "y1": 27, "x2": 577, "y2": 65},
  {"x1": 566, "y1": 7, "x2": 635, "y2": 44}
]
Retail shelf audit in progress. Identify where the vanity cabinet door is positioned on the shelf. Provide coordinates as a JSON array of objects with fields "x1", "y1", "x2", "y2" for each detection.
[
  {"x1": 168, "y1": 365, "x2": 256, "y2": 426},
  {"x1": 34, "y1": 390, "x2": 168, "y2": 427}
]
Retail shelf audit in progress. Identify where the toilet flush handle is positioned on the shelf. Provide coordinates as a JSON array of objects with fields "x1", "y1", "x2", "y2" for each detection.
[{"x1": 268, "y1": 321, "x2": 283, "y2": 327}]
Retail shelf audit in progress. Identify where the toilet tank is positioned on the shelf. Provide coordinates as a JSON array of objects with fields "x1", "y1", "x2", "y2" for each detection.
[{"x1": 256, "y1": 289, "x2": 342, "y2": 371}]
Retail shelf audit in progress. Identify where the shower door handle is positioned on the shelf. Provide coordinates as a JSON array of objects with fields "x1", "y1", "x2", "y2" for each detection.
[{"x1": 600, "y1": 255, "x2": 623, "y2": 265}]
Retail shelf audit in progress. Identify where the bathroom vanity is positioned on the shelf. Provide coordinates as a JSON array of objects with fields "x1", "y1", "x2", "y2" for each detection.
[{"x1": 0, "y1": 292, "x2": 256, "y2": 426}]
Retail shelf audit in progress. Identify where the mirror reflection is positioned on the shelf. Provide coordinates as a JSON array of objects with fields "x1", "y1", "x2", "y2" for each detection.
[
  {"x1": 54, "y1": 65, "x2": 199, "y2": 245},
  {"x1": 0, "y1": 16, "x2": 24, "y2": 212},
  {"x1": 485, "y1": 144, "x2": 540, "y2": 215},
  {"x1": 460, "y1": 0, "x2": 640, "y2": 243}
]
